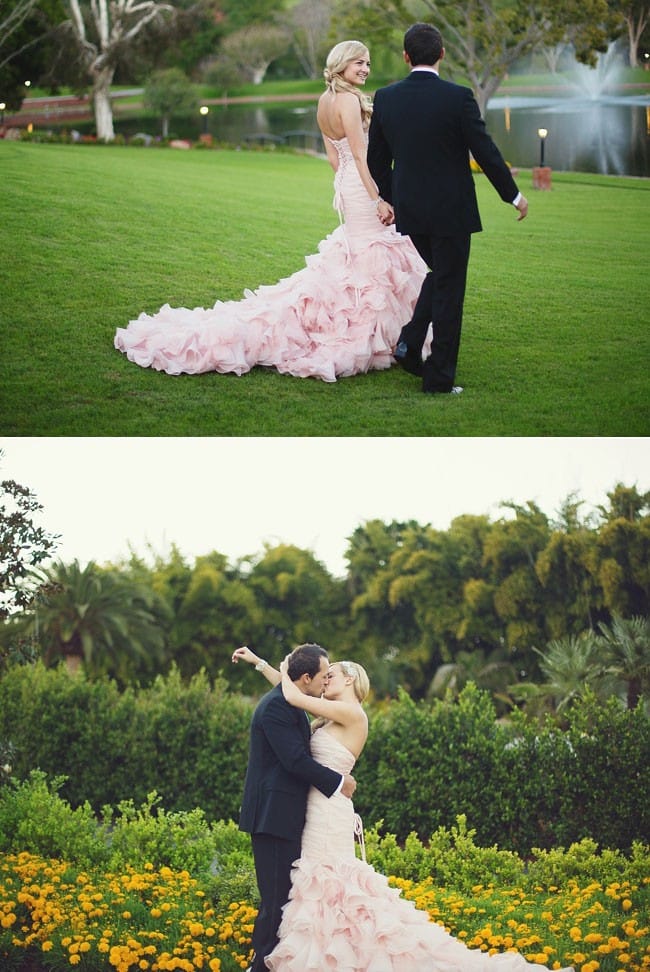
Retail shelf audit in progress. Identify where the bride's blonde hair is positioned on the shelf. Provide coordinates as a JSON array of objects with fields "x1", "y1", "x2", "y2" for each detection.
[
  {"x1": 311, "y1": 659, "x2": 370, "y2": 733},
  {"x1": 338, "y1": 660, "x2": 370, "y2": 703},
  {"x1": 323, "y1": 40, "x2": 373, "y2": 128}
]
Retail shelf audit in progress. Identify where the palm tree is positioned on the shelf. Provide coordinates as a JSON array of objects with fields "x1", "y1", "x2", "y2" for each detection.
[
  {"x1": 597, "y1": 615, "x2": 650, "y2": 709},
  {"x1": 428, "y1": 647, "x2": 519, "y2": 714},
  {"x1": 533, "y1": 631, "x2": 606, "y2": 712},
  {"x1": 28, "y1": 560, "x2": 168, "y2": 683}
]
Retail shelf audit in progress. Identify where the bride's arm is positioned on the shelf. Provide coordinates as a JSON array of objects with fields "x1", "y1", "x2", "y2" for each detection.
[
  {"x1": 280, "y1": 658, "x2": 362, "y2": 726},
  {"x1": 231, "y1": 645, "x2": 281, "y2": 686},
  {"x1": 338, "y1": 92, "x2": 392, "y2": 223}
]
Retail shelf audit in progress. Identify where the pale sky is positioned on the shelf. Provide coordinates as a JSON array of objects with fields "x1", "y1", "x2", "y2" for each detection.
[{"x1": 1, "y1": 437, "x2": 647, "y2": 578}]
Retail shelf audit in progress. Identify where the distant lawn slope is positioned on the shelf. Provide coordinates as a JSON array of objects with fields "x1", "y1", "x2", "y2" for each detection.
[{"x1": 1, "y1": 141, "x2": 648, "y2": 436}]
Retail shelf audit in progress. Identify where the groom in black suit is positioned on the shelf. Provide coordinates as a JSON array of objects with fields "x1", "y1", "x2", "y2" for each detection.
[
  {"x1": 368, "y1": 22, "x2": 528, "y2": 394},
  {"x1": 239, "y1": 642, "x2": 356, "y2": 972}
]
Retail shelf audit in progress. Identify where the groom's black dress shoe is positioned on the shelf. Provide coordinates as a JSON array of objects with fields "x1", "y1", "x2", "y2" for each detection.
[{"x1": 393, "y1": 341, "x2": 423, "y2": 377}]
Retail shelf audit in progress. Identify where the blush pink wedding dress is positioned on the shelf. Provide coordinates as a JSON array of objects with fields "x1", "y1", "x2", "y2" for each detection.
[
  {"x1": 114, "y1": 137, "x2": 427, "y2": 382},
  {"x1": 264, "y1": 729, "x2": 574, "y2": 972}
]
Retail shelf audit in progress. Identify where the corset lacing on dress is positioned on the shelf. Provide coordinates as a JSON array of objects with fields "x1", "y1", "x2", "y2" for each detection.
[{"x1": 328, "y1": 137, "x2": 360, "y2": 304}]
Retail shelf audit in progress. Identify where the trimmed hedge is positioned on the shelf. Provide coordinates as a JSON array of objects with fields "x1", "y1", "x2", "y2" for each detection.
[
  {"x1": 353, "y1": 683, "x2": 650, "y2": 853},
  {"x1": 0, "y1": 663, "x2": 252, "y2": 821},
  {"x1": 0, "y1": 665, "x2": 648, "y2": 854}
]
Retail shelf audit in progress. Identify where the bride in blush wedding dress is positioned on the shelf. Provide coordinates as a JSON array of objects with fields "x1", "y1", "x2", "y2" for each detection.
[
  {"x1": 114, "y1": 41, "x2": 426, "y2": 382},
  {"x1": 232, "y1": 647, "x2": 575, "y2": 972}
]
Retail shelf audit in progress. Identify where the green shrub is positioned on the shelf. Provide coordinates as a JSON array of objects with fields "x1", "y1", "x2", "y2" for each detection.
[
  {"x1": 0, "y1": 662, "x2": 253, "y2": 820},
  {"x1": 364, "y1": 815, "x2": 524, "y2": 891},
  {"x1": 0, "y1": 665, "x2": 648, "y2": 857},
  {"x1": 355, "y1": 684, "x2": 649, "y2": 853},
  {"x1": 103, "y1": 790, "x2": 218, "y2": 875},
  {"x1": 0, "y1": 770, "x2": 108, "y2": 866}
]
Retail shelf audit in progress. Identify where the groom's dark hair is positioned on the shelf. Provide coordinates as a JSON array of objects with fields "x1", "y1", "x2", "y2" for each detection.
[
  {"x1": 288, "y1": 643, "x2": 328, "y2": 680},
  {"x1": 404, "y1": 23, "x2": 443, "y2": 66}
]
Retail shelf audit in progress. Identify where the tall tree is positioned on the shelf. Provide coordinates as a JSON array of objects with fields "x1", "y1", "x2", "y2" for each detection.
[
  {"x1": 284, "y1": 0, "x2": 333, "y2": 79},
  {"x1": 0, "y1": 452, "x2": 60, "y2": 673},
  {"x1": 597, "y1": 614, "x2": 650, "y2": 709},
  {"x1": 143, "y1": 66, "x2": 195, "y2": 136},
  {"x1": 338, "y1": 0, "x2": 613, "y2": 114},
  {"x1": 344, "y1": 520, "x2": 424, "y2": 695},
  {"x1": 23, "y1": 559, "x2": 169, "y2": 684},
  {"x1": 214, "y1": 22, "x2": 289, "y2": 84},
  {"x1": 220, "y1": 0, "x2": 284, "y2": 31},
  {"x1": 481, "y1": 502, "x2": 552, "y2": 674},
  {"x1": 607, "y1": 0, "x2": 649, "y2": 65},
  {"x1": 65, "y1": 0, "x2": 175, "y2": 140},
  {"x1": 247, "y1": 543, "x2": 346, "y2": 660},
  {"x1": 533, "y1": 630, "x2": 607, "y2": 712},
  {"x1": 0, "y1": 0, "x2": 64, "y2": 108},
  {"x1": 535, "y1": 495, "x2": 603, "y2": 637},
  {"x1": 595, "y1": 501, "x2": 650, "y2": 617},
  {"x1": 173, "y1": 552, "x2": 264, "y2": 679}
]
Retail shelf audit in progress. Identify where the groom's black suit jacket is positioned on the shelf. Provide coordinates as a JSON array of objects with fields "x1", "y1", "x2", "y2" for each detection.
[
  {"x1": 368, "y1": 70, "x2": 519, "y2": 238},
  {"x1": 239, "y1": 684, "x2": 340, "y2": 841}
]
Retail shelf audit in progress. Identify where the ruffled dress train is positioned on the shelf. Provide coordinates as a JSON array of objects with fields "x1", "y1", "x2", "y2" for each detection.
[
  {"x1": 265, "y1": 730, "x2": 574, "y2": 972},
  {"x1": 114, "y1": 137, "x2": 427, "y2": 381}
]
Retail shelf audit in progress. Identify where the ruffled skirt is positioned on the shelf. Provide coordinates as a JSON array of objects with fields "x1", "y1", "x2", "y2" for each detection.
[
  {"x1": 266, "y1": 856, "x2": 574, "y2": 972},
  {"x1": 114, "y1": 223, "x2": 426, "y2": 382}
]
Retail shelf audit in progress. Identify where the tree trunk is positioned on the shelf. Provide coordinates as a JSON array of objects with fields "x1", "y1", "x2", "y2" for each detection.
[
  {"x1": 627, "y1": 19, "x2": 639, "y2": 67},
  {"x1": 93, "y1": 66, "x2": 116, "y2": 141},
  {"x1": 65, "y1": 655, "x2": 83, "y2": 674}
]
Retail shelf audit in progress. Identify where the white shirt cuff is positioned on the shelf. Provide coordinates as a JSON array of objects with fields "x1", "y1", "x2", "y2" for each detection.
[
  {"x1": 334, "y1": 775, "x2": 344, "y2": 795},
  {"x1": 512, "y1": 192, "x2": 522, "y2": 207}
]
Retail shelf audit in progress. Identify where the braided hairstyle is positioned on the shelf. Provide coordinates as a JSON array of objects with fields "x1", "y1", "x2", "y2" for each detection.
[{"x1": 323, "y1": 40, "x2": 373, "y2": 129}]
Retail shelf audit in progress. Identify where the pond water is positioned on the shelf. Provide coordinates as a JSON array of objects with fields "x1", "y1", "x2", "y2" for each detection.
[{"x1": 193, "y1": 95, "x2": 649, "y2": 178}]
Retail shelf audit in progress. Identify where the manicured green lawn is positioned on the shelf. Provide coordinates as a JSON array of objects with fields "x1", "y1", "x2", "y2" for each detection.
[{"x1": 1, "y1": 140, "x2": 648, "y2": 436}]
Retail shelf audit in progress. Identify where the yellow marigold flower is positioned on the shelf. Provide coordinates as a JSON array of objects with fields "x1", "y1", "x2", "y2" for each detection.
[
  {"x1": 122, "y1": 911, "x2": 131, "y2": 919},
  {"x1": 69, "y1": 956, "x2": 81, "y2": 966},
  {"x1": 208, "y1": 959, "x2": 221, "y2": 971},
  {"x1": 151, "y1": 907, "x2": 162, "y2": 918},
  {"x1": 569, "y1": 927, "x2": 583, "y2": 941},
  {"x1": 42, "y1": 941, "x2": 54, "y2": 951},
  {"x1": 622, "y1": 899, "x2": 633, "y2": 911}
]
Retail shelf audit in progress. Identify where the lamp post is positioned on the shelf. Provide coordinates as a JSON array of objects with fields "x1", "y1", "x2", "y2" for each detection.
[
  {"x1": 533, "y1": 127, "x2": 551, "y2": 190},
  {"x1": 537, "y1": 127, "x2": 548, "y2": 167},
  {"x1": 200, "y1": 104, "x2": 209, "y2": 134}
]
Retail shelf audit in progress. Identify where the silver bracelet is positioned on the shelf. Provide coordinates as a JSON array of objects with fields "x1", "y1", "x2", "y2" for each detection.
[
  {"x1": 255, "y1": 660, "x2": 268, "y2": 673},
  {"x1": 375, "y1": 196, "x2": 383, "y2": 208}
]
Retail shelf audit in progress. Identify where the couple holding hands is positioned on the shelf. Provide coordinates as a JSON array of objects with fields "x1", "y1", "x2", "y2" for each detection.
[
  {"x1": 116, "y1": 23, "x2": 527, "y2": 394},
  {"x1": 231, "y1": 642, "x2": 569, "y2": 972}
]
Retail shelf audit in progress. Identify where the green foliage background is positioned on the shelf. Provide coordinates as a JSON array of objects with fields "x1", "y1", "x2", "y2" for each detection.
[{"x1": 1, "y1": 664, "x2": 647, "y2": 855}]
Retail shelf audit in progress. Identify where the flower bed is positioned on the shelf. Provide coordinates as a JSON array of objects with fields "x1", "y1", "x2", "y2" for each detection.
[{"x1": 1, "y1": 852, "x2": 648, "y2": 972}]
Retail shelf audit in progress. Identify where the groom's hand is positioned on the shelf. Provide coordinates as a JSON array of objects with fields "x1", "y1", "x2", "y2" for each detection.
[
  {"x1": 377, "y1": 198, "x2": 394, "y2": 226},
  {"x1": 341, "y1": 774, "x2": 357, "y2": 798},
  {"x1": 515, "y1": 194, "x2": 529, "y2": 221}
]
